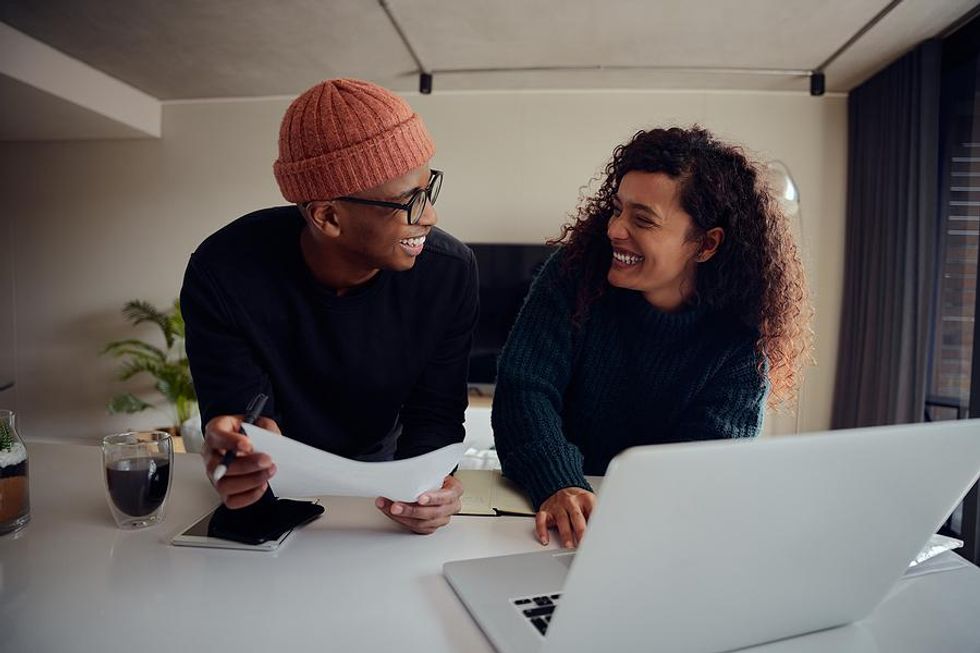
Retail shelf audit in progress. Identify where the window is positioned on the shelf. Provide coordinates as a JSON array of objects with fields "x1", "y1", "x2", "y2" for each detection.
[
  {"x1": 927, "y1": 13, "x2": 980, "y2": 557},
  {"x1": 927, "y1": 29, "x2": 980, "y2": 421}
]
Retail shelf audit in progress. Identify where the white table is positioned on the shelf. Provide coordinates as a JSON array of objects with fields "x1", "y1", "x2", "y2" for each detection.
[{"x1": 2, "y1": 443, "x2": 979, "y2": 653}]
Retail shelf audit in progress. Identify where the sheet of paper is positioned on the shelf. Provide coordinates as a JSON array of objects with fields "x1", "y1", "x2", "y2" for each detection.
[{"x1": 242, "y1": 424, "x2": 466, "y2": 502}]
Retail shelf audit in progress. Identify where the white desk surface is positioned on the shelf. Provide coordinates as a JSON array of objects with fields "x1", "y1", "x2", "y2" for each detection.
[{"x1": 2, "y1": 442, "x2": 979, "y2": 653}]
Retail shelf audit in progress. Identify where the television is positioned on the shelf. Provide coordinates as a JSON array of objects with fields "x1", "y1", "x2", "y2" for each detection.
[{"x1": 467, "y1": 243, "x2": 556, "y2": 389}]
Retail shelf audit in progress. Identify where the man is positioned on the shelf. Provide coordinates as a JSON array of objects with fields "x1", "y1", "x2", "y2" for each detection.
[{"x1": 180, "y1": 79, "x2": 477, "y2": 534}]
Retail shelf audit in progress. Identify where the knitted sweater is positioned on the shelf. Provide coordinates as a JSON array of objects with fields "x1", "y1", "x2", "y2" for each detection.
[
  {"x1": 181, "y1": 207, "x2": 478, "y2": 461},
  {"x1": 492, "y1": 249, "x2": 768, "y2": 508}
]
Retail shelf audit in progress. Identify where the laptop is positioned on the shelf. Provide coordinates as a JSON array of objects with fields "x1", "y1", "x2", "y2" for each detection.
[{"x1": 444, "y1": 420, "x2": 980, "y2": 653}]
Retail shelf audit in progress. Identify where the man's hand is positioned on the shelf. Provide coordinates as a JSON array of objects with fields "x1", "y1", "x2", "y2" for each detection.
[
  {"x1": 376, "y1": 475, "x2": 463, "y2": 534},
  {"x1": 202, "y1": 414, "x2": 281, "y2": 509},
  {"x1": 536, "y1": 487, "x2": 597, "y2": 549}
]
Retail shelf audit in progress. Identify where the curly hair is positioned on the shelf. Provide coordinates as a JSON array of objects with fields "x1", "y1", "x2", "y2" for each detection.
[{"x1": 551, "y1": 126, "x2": 813, "y2": 409}]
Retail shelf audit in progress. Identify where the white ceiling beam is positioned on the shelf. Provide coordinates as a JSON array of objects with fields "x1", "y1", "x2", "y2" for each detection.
[{"x1": 0, "y1": 21, "x2": 161, "y2": 138}]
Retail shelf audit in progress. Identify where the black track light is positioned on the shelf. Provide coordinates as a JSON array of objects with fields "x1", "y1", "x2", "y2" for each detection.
[{"x1": 810, "y1": 72, "x2": 825, "y2": 97}]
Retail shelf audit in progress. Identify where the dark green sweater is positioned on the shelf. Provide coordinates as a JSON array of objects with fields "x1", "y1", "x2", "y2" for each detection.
[{"x1": 492, "y1": 249, "x2": 768, "y2": 509}]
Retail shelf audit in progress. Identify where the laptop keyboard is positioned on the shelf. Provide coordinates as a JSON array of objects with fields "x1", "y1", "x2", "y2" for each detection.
[{"x1": 512, "y1": 593, "x2": 562, "y2": 636}]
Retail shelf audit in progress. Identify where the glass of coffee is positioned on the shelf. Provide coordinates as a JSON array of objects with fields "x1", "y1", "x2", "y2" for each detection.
[{"x1": 101, "y1": 431, "x2": 173, "y2": 529}]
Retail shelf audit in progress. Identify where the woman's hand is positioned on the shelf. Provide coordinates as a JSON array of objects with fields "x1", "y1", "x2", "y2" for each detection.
[{"x1": 535, "y1": 487, "x2": 597, "y2": 548}]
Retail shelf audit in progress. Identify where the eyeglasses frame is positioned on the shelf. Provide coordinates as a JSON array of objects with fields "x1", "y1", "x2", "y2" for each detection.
[{"x1": 326, "y1": 169, "x2": 443, "y2": 225}]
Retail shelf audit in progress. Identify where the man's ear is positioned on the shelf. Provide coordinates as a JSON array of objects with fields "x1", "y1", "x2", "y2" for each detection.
[
  {"x1": 304, "y1": 201, "x2": 342, "y2": 238},
  {"x1": 696, "y1": 227, "x2": 725, "y2": 263}
]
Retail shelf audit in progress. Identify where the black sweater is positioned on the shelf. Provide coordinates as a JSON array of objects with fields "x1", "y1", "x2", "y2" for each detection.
[{"x1": 180, "y1": 206, "x2": 478, "y2": 461}]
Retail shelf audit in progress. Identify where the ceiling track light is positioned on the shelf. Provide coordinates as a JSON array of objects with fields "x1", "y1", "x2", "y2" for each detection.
[
  {"x1": 380, "y1": 0, "x2": 905, "y2": 97},
  {"x1": 380, "y1": 0, "x2": 431, "y2": 93},
  {"x1": 810, "y1": 72, "x2": 826, "y2": 96}
]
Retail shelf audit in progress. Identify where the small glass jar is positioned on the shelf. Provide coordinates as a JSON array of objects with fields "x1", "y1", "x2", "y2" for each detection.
[{"x1": 0, "y1": 409, "x2": 30, "y2": 535}]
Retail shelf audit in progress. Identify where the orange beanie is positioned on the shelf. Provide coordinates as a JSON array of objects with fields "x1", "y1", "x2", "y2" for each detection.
[{"x1": 273, "y1": 79, "x2": 435, "y2": 203}]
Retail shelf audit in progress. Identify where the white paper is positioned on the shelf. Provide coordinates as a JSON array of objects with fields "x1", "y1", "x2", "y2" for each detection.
[{"x1": 241, "y1": 424, "x2": 465, "y2": 502}]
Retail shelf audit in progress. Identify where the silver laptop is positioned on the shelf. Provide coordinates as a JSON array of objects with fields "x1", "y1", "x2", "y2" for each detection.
[{"x1": 444, "y1": 420, "x2": 980, "y2": 653}]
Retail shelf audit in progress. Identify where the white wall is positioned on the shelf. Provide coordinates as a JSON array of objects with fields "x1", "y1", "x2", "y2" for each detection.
[{"x1": 0, "y1": 89, "x2": 847, "y2": 442}]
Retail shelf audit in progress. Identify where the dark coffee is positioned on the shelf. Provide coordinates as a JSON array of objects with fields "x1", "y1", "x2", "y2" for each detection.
[{"x1": 105, "y1": 457, "x2": 170, "y2": 517}]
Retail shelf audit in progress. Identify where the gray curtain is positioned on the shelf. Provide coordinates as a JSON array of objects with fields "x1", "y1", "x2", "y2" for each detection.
[{"x1": 832, "y1": 40, "x2": 942, "y2": 428}]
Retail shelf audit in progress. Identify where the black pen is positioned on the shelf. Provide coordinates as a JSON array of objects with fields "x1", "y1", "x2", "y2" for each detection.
[{"x1": 211, "y1": 393, "x2": 269, "y2": 483}]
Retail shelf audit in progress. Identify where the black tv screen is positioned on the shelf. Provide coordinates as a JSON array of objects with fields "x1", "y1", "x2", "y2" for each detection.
[{"x1": 467, "y1": 243, "x2": 556, "y2": 386}]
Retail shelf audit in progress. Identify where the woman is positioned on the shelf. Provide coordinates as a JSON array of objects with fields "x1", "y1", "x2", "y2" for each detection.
[{"x1": 492, "y1": 126, "x2": 813, "y2": 549}]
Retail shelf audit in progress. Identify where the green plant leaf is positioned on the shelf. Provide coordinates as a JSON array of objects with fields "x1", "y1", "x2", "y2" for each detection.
[
  {"x1": 108, "y1": 393, "x2": 152, "y2": 414},
  {"x1": 117, "y1": 355, "x2": 164, "y2": 379},
  {"x1": 175, "y1": 395, "x2": 197, "y2": 426},
  {"x1": 101, "y1": 339, "x2": 167, "y2": 361},
  {"x1": 118, "y1": 358, "x2": 163, "y2": 382},
  {"x1": 103, "y1": 297, "x2": 197, "y2": 428},
  {"x1": 155, "y1": 364, "x2": 195, "y2": 402},
  {"x1": 170, "y1": 299, "x2": 186, "y2": 341},
  {"x1": 123, "y1": 300, "x2": 175, "y2": 349},
  {"x1": 0, "y1": 418, "x2": 12, "y2": 451}
]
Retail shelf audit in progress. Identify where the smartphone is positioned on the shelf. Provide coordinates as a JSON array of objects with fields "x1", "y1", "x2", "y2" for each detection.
[{"x1": 171, "y1": 499, "x2": 321, "y2": 551}]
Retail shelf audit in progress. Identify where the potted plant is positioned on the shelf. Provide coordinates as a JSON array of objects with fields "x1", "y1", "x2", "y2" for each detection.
[
  {"x1": 101, "y1": 299, "x2": 198, "y2": 436},
  {"x1": 0, "y1": 409, "x2": 30, "y2": 534}
]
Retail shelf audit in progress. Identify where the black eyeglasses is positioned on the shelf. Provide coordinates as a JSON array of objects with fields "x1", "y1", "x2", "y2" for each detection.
[{"x1": 334, "y1": 169, "x2": 443, "y2": 225}]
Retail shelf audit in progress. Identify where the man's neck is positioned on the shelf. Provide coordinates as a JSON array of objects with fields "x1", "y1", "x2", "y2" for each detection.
[{"x1": 300, "y1": 228, "x2": 379, "y2": 296}]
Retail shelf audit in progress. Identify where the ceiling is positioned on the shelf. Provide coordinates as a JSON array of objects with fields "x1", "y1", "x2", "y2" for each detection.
[{"x1": 0, "y1": 0, "x2": 976, "y2": 140}]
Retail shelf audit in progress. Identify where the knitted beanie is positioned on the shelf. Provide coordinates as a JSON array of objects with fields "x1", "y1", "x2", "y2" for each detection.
[{"x1": 273, "y1": 79, "x2": 435, "y2": 203}]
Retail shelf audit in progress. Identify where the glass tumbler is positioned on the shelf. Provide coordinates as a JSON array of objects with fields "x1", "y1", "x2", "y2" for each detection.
[{"x1": 102, "y1": 431, "x2": 173, "y2": 529}]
